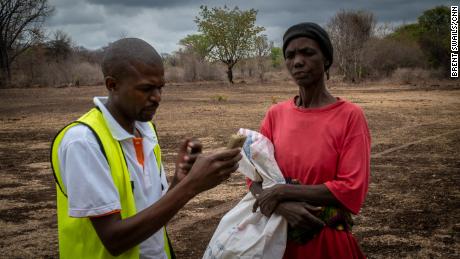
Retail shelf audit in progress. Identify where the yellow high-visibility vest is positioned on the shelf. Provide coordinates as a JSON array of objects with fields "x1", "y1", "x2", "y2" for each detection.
[{"x1": 51, "y1": 108, "x2": 174, "y2": 259}]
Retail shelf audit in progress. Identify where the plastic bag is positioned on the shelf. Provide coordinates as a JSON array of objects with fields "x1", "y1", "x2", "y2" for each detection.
[{"x1": 203, "y1": 129, "x2": 287, "y2": 259}]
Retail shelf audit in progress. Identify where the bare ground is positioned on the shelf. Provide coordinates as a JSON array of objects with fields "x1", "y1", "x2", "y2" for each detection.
[{"x1": 0, "y1": 80, "x2": 459, "y2": 258}]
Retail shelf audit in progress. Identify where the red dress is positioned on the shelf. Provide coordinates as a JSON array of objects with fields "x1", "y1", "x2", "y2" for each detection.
[{"x1": 260, "y1": 97, "x2": 371, "y2": 259}]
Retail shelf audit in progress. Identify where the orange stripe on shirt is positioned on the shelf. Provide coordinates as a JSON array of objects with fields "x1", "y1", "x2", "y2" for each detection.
[
  {"x1": 133, "y1": 137, "x2": 144, "y2": 168},
  {"x1": 89, "y1": 209, "x2": 121, "y2": 218}
]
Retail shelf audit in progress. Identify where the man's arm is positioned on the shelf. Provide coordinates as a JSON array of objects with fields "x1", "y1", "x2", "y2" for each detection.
[
  {"x1": 91, "y1": 148, "x2": 241, "y2": 256},
  {"x1": 90, "y1": 179, "x2": 195, "y2": 256}
]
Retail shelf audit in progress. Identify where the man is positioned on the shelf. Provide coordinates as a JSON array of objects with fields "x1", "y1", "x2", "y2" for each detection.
[{"x1": 50, "y1": 38, "x2": 242, "y2": 259}]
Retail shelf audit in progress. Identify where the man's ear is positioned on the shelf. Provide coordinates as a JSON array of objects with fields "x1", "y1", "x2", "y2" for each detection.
[{"x1": 105, "y1": 76, "x2": 117, "y2": 92}]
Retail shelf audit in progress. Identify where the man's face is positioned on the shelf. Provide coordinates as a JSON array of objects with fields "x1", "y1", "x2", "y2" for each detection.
[
  {"x1": 114, "y1": 60, "x2": 165, "y2": 122},
  {"x1": 284, "y1": 37, "x2": 327, "y2": 87}
]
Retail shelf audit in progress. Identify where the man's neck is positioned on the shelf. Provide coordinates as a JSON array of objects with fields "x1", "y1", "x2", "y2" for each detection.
[{"x1": 105, "y1": 100, "x2": 136, "y2": 135}]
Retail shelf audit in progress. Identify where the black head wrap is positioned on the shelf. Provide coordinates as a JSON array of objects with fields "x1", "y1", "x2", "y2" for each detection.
[{"x1": 282, "y1": 22, "x2": 333, "y2": 71}]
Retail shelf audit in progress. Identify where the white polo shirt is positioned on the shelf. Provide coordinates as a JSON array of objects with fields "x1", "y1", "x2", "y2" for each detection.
[{"x1": 58, "y1": 97, "x2": 169, "y2": 259}]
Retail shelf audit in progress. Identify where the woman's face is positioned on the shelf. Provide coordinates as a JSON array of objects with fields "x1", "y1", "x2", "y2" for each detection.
[{"x1": 284, "y1": 37, "x2": 327, "y2": 87}]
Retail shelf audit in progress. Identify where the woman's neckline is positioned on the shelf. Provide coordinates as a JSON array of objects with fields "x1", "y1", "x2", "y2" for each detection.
[{"x1": 290, "y1": 96, "x2": 345, "y2": 113}]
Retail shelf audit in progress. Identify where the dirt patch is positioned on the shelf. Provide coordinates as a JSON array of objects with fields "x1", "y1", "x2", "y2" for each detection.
[{"x1": 0, "y1": 82, "x2": 459, "y2": 258}]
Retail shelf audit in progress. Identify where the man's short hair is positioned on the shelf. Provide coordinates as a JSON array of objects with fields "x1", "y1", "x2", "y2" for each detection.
[{"x1": 102, "y1": 38, "x2": 162, "y2": 80}]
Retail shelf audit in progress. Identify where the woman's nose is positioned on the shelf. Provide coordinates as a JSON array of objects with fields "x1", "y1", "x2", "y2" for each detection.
[{"x1": 293, "y1": 55, "x2": 304, "y2": 68}]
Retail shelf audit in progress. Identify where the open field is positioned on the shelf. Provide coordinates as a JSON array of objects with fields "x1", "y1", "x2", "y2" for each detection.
[{"x1": 0, "y1": 80, "x2": 459, "y2": 258}]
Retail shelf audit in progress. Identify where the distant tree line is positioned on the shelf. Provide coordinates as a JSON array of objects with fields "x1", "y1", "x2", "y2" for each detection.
[
  {"x1": 171, "y1": 5, "x2": 451, "y2": 84},
  {"x1": 0, "y1": 1, "x2": 452, "y2": 88},
  {"x1": 0, "y1": 0, "x2": 52, "y2": 87},
  {"x1": 0, "y1": 0, "x2": 103, "y2": 88},
  {"x1": 13, "y1": 30, "x2": 104, "y2": 87},
  {"x1": 327, "y1": 6, "x2": 451, "y2": 82}
]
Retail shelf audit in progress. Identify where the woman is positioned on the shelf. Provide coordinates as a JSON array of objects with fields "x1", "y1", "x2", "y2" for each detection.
[{"x1": 250, "y1": 22, "x2": 371, "y2": 258}]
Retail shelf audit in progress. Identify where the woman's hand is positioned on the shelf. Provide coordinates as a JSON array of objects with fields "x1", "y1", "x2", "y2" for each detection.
[
  {"x1": 252, "y1": 184, "x2": 285, "y2": 217},
  {"x1": 275, "y1": 201, "x2": 325, "y2": 231}
]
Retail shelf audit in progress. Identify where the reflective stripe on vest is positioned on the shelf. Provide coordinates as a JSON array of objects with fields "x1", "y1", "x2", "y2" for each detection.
[{"x1": 51, "y1": 108, "x2": 174, "y2": 259}]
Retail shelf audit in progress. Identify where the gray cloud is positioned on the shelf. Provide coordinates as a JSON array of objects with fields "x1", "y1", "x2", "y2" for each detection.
[
  {"x1": 47, "y1": 1, "x2": 105, "y2": 26},
  {"x1": 87, "y1": 0, "x2": 197, "y2": 9},
  {"x1": 45, "y1": 0, "x2": 453, "y2": 53}
]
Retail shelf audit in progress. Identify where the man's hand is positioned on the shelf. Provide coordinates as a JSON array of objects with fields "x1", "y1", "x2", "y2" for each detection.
[
  {"x1": 183, "y1": 148, "x2": 242, "y2": 195},
  {"x1": 252, "y1": 184, "x2": 284, "y2": 217},
  {"x1": 171, "y1": 139, "x2": 202, "y2": 188},
  {"x1": 275, "y1": 201, "x2": 325, "y2": 232}
]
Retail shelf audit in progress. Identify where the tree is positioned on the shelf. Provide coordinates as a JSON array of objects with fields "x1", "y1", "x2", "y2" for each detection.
[
  {"x1": 270, "y1": 46, "x2": 282, "y2": 68},
  {"x1": 253, "y1": 35, "x2": 271, "y2": 81},
  {"x1": 417, "y1": 6, "x2": 450, "y2": 75},
  {"x1": 74, "y1": 46, "x2": 104, "y2": 64},
  {"x1": 0, "y1": 0, "x2": 53, "y2": 87},
  {"x1": 386, "y1": 6, "x2": 450, "y2": 77},
  {"x1": 361, "y1": 37, "x2": 427, "y2": 78},
  {"x1": 327, "y1": 10, "x2": 375, "y2": 82},
  {"x1": 179, "y1": 34, "x2": 212, "y2": 61},
  {"x1": 47, "y1": 30, "x2": 73, "y2": 62},
  {"x1": 195, "y1": 5, "x2": 264, "y2": 83},
  {"x1": 390, "y1": 23, "x2": 421, "y2": 43},
  {"x1": 161, "y1": 52, "x2": 179, "y2": 67}
]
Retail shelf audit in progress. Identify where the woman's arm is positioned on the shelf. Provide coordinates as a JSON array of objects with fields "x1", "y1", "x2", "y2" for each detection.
[
  {"x1": 253, "y1": 183, "x2": 341, "y2": 216},
  {"x1": 250, "y1": 182, "x2": 325, "y2": 230},
  {"x1": 268, "y1": 183, "x2": 340, "y2": 206}
]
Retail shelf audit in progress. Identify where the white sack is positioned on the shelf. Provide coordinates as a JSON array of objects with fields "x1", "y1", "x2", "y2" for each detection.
[{"x1": 203, "y1": 129, "x2": 287, "y2": 259}]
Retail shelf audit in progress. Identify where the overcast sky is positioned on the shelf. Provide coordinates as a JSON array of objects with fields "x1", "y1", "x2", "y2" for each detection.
[{"x1": 45, "y1": 0, "x2": 452, "y2": 54}]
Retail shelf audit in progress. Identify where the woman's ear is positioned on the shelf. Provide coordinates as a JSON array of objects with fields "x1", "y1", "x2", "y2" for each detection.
[{"x1": 324, "y1": 59, "x2": 331, "y2": 80}]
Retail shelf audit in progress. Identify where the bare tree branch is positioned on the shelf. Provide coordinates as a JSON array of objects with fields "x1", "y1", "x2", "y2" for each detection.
[{"x1": 0, "y1": 0, "x2": 52, "y2": 87}]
